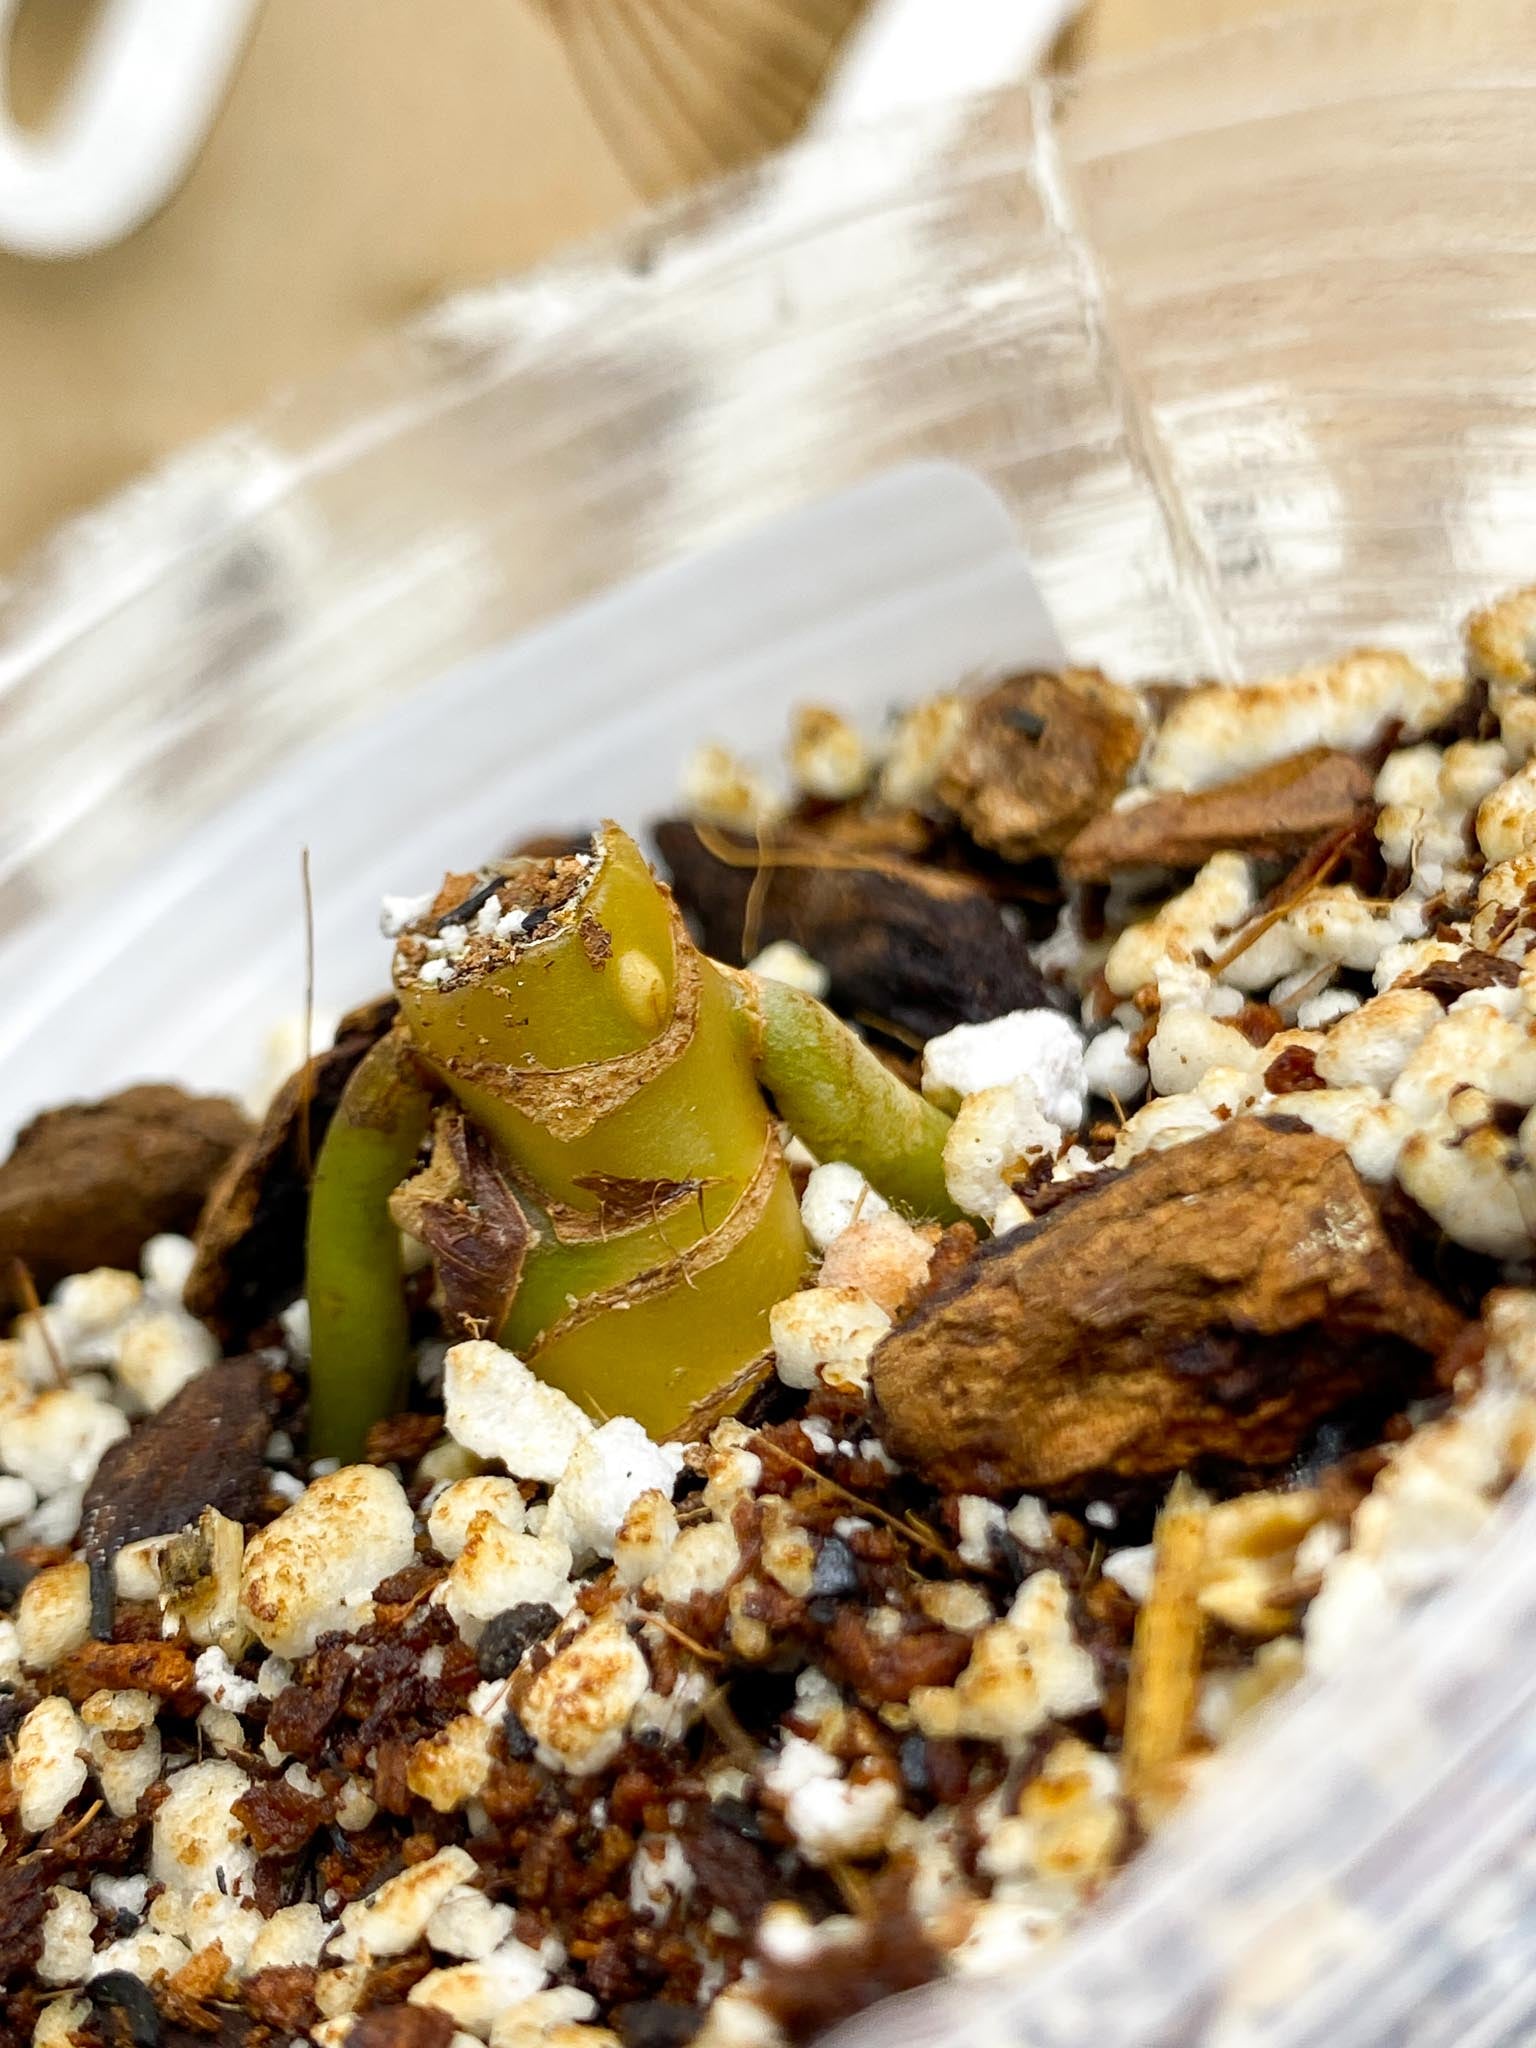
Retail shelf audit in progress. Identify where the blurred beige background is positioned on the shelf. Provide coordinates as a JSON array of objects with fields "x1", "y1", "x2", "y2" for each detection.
[{"x1": 0, "y1": 0, "x2": 1295, "y2": 575}]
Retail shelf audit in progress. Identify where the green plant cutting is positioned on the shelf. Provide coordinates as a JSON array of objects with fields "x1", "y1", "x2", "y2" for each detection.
[{"x1": 305, "y1": 824, "x2": 956, "y2": 1458}]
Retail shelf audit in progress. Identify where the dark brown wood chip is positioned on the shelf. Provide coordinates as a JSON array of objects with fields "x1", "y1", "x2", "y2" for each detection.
[
  {"x1": 680, "y1": 1817, "x2": 775, "y2": 1931},
  {"x1": 234, "y1": 1776, "x2": 336, "y2": 1856},
  {"x1": 243, "y1": 1966, "x2": 320, "y2": 2036},
  {"x1": 655, "y1": 821, "x2": 1061, "y2": 1043},
  {"x1": 1405, "y1": 948, "x2": 1522, "y2": 1001},
  {"x1": 1266, "y1": 1043, "x2": 1327, "y2": 1094},
  {"x1": 80, "y1": 1356, "x2": 276, "y2": 1563},
  {"x1": 265, "y1": 1646, "x2": 355, "y2": 1761},
  {"x1": 872, "y1": 1118, "x2": 1464, "y2": 1493},
  {"x1": 822, "y1": 1611, "x2": 971, "y2": 1703},
  {"x1": 1062, "y1": 747, "x2": 1374, "y2": 880}
]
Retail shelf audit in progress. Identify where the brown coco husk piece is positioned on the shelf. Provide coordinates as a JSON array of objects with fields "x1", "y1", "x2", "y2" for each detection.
[
  {"x1": 871, "y1": 1118, "x2": 1463, "y2": 1494},
  {"x1": 935, "y1": 668, "x2": 1147, "y2": 860},
  {"x1": 0, "y1": 1085, "x2": 250, "y2": 1311}
]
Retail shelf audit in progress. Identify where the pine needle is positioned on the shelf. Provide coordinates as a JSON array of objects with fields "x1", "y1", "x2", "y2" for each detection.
[
  {"x1": 12, "y1": 1259, "x2": 67, "y2": 1388},
  {"x1": 50, "y1": 1797, "x2": 104, "y2": 1846},
  {"x1": 695, "y1": 820, "x2": 926, "y2": 886},
  {"x1": 741, "y1": 819, "x2": 774, "y2": 962},
  {"x1": 24, "y1": 1796, "x2": 104, "y2": 1860},
  {"x1": 646, "y1": 1612, "x2": 727, "y2": 1664},
  {"x1": 751, "y1": 1432, "x2": 960, "y2": 1567},
  {"x1": 1204, "y1": 829, "x2": 1353, "y2": 975}
]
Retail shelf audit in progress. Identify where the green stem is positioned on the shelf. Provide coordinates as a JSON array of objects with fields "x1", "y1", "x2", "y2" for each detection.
[
  {"x1": 306, "y1": 1031, "x2": 434, "y2": 1460},
  {"x1": 736, "y1": 971, "x2": 960, "y2": 1222}
]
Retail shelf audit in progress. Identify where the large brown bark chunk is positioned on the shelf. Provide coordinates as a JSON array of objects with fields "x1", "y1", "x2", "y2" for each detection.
[
  {"x1": 186, "y1": 996, "x2": 396, "y2": 1342},
  {"x1": 871, "y1": 1119, "x2": 1462, "y2": 1494},
  {"x1": 0, "y1": 1085, "x2": 250, "y2": 1311},
  {"x1": 655, "y1": 820, "x2": 1060, "y2": 1042},
  {"x1": 1062, "y1": 747, "x2": 1374, "y2": 880},
  {"x1": 935, "y1": 669, "x2": 1147, "y2": 859}
]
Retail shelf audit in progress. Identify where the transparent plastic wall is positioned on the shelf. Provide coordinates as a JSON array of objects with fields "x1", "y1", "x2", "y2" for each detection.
[
  {"x1": 6, "y1": 3, "x2": 1536, "y2": 940},
  {"x1": 4, "y1": 7, "x2": 1536, "y2": 2041}
]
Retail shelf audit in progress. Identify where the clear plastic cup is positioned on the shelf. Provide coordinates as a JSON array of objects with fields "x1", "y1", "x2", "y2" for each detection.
[{"x1": 4, "y1": 8, "x2": 1536, "y2": 2038}]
